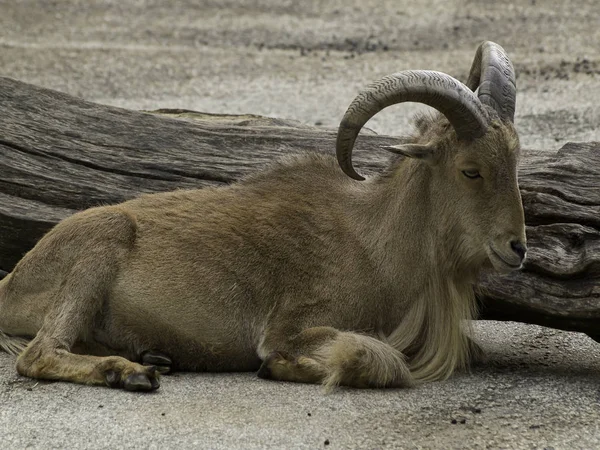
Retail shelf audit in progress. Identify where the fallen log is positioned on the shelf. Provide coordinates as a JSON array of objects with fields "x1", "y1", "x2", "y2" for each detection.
[{"x1": 0, "y1": 77, "x2": 598, "y2": 338}]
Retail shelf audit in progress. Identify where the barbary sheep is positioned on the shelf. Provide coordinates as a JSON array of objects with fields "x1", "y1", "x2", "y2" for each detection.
[{"x1": 0, "y1": 41, "x2": 526, "y2": 391}]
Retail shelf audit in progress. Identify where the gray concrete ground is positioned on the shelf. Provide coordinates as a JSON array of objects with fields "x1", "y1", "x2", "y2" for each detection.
[{"x1": 0, "y1": 0, "x2": 599, "y2": 448}]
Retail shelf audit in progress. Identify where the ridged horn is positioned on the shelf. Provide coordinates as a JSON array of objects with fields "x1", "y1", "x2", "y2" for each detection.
[
  {"x1": 466, "y1": 41, "x2": 516, "y2": 123},
  {"x1": 336, "y1": 70, "x2": 489, "y2": 180}
]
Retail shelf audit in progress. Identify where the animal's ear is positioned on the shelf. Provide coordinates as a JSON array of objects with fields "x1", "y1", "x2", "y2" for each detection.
[{"x1": 382, "y1": 143, "x2": 437, "y2": 161}]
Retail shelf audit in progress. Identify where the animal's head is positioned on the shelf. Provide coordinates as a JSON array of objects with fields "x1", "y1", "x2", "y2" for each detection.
[{"x1": 336, "y1": 41, "x2": 526, "y2": 274}]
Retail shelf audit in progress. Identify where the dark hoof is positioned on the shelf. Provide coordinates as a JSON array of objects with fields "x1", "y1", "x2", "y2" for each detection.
[
  {"x1": 105, "y1": 370, "x2": 121, "y2": 388},
  {"x1": 124, "y1": 368, "x2": 160, "y2": 392},
  {"x1": 150, "y1": 376, "x2": 160, "y2": 390},
  {"x1": 257, "y1": 351, "x2": 291, "y2": 380},
  {"x1": 105, "y1": 366, "x2": 160, "y2": 391},
  {"x1": 141, "y1": 350, "x2": 172, "y2": 374},
  {"x1": 257, "y1": 361, "x2": 272, "y2": 379}
]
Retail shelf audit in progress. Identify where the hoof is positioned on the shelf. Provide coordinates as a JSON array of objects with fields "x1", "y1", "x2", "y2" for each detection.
[
  {"x1": 257, "y1": 351, "x2": 290, "y2": 380},
  {"x1": 257, "y1": 362, "x2": 272, "y2": 379},
  {"x1": 104, "y1": 365, "x2": 160, "y2": 392},
  {"x1": 124, "y1": 370, "x2": 160, "y2": 392},
  {"x1": 141, "y1": 350, "x2": 172, "y2": 374},
  {"x1": 105, "y1": 370, "x2": 121, "y2": 388}
]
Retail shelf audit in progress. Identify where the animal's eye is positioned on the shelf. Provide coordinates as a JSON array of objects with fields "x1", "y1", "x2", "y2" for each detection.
[{"x1": 462, "y1": 169, "x2": 481, "y2": 179}]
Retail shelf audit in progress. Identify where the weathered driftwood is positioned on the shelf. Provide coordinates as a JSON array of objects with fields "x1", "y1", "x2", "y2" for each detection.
[{"x1": 0, "y1": 77, "x2": 598, "y2": 339}]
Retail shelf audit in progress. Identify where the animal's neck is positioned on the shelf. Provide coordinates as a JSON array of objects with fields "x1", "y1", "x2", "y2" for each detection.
[
  {"x1": 352, "y1": 159, "x2": 436, "y2": 280},
  {"x1": 351, "y1": 159, "x2": 478, "y2": 381},
  {"x1": 352, "y1": 158, "x2": 479, "y2": 281}
]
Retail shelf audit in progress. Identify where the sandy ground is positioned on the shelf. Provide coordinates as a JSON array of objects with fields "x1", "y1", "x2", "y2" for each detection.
[{"x1": 0, "y1": 0, "x2": 599, "y2": 449}]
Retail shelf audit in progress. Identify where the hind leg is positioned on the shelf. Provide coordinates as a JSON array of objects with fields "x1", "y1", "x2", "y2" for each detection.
[
  {"x1": 72, "y1": 342, "x2": 172, "y2": 374},
  {"x1": 9, "y1": 208, "x2": 159, "y2": 391},
  {"x1": 18, "y1": 338, "x2": 160, "y2": 391}
]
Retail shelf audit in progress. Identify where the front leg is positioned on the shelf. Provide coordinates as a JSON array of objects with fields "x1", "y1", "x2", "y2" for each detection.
[{"x1": 258, "y1": 326, "x2": 414, "y2": 389}]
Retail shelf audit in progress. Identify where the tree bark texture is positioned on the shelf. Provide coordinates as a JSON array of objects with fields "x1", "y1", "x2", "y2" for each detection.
[{"x1": 0, "y1": 77, "x2": 598, "y2": 337}]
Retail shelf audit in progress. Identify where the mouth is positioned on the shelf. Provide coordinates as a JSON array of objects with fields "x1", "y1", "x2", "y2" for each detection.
[{"x1": 488, "y1": 245, "x2": 523, "y2": 272}]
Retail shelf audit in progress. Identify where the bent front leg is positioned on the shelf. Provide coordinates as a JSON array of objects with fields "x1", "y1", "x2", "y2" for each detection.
[{"x1": 258, "y1": 326, "x2": 414, "y2": 389}]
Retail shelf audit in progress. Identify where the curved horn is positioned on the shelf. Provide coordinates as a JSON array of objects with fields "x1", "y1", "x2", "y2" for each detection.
[
  {"x1": 336, "y1": 70, "x2": 489, "y2": 180},
  {"x1": 466, "y1": 41, "x2": 516, "y2": 123}
]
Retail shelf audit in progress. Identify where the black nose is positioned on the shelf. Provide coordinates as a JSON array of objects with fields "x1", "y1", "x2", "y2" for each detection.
[{"x1": 510, "y1": 240, "x2": 527, "y2": 261}]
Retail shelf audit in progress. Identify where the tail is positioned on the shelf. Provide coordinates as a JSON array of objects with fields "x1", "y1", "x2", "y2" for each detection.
[
  {"x1": 0, "y1": 269, "x2": 30, "y2": 355},
  {"x1": 0, "y1": 331, "x2": 28, "y2": 355}
]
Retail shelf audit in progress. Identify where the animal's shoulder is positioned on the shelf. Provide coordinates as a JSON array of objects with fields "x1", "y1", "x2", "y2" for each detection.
[{"x1": 240, "y1": 151, "x2": 342, "y2": 186}]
